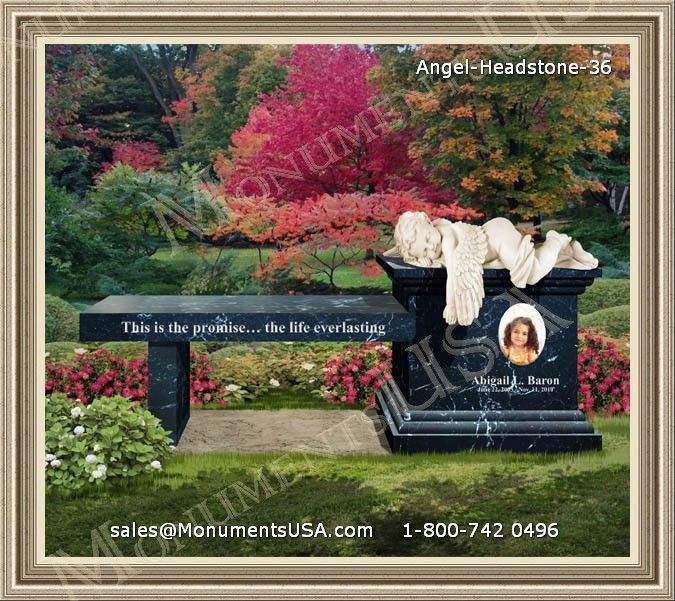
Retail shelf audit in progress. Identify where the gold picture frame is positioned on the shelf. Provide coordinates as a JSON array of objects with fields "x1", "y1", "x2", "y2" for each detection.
[{"x1": 1, "y1": 1, "x2": 672, "y2": 598}]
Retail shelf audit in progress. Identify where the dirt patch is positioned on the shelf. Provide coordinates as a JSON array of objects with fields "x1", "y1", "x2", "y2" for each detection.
[{"x1": 176, "y1": 409, "x2": 392, "y2": 455}]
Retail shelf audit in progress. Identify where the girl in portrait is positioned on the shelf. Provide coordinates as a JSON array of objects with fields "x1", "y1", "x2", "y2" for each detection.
[{"x1": 502, "y1": 317, "x2": 540, "y2": 366}]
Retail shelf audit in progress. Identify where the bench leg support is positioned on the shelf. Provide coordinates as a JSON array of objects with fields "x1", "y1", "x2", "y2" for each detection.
[{"x1": 148, "y1": 342, "x2": 190, "y2": 445}]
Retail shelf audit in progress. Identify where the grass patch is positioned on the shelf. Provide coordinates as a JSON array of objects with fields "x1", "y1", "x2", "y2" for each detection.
[
  {"x1": 579, "y1": 279, "x2": 629, "y2": 315},
  {"x1": 46, "y1": 416, "x2": 629, "y2": 557},
  {"x1": 579, "y1": 305, "x2": 630, "y2": 338},
  {"x1": 152, "y1": 245, "x2": 390, "y2": 292},
  {"x1": 199, "y1": 388, "x2": 346, "y2": 410}
]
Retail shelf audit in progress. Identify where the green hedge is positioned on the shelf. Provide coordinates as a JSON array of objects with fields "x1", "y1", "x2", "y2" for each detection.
[
  {"x1": 45, "y1": 295, "x2": 79, "y2": 343},
  {"x1": 579, "y1": 279, "x2": 629, "y2": 315},
  {"x1": 579, "y1": 304, "x2": 630, "y2": 338}
]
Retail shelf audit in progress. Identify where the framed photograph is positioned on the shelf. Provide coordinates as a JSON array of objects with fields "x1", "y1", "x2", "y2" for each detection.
[{"x1": 1, "y1": 1, "x2": 672, "y2": 599}]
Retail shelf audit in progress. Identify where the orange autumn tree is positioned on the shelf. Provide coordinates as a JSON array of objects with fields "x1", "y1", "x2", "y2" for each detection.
[
  {"x1": 374, "y1": 44, "x2": 629, "y2": 220},
  {"x1": 212, "y1": 191, "x2": 479, "y2": 291}
]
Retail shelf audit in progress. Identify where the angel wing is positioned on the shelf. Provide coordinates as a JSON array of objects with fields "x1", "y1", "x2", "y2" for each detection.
[{"x1": 452, "y1": 223, "x2": 488, "y2": 326}]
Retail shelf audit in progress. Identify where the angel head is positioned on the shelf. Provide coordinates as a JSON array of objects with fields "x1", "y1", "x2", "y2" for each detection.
[{"x1": 388, "y1": 211, "x2": 443, "y2": 267}]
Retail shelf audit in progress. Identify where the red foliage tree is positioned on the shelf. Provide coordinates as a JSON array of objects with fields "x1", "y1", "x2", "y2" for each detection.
[
  {"x1": 217, "y1": 45, "x2": 455, "y2": 203},
  {"x1": 101, "y1": 141, "x2": 165, "y2": 173},
  {"x1": 45, "y1": 45, "x2": 100, "y2": 148},
  {"x1": 213, "y1": 190, "x2": 479, "y2": 290}
]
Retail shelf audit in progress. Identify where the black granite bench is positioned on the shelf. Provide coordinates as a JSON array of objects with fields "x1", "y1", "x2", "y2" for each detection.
[{"x1": 80, "y1": 294, "x2": 415, "y2": 443}]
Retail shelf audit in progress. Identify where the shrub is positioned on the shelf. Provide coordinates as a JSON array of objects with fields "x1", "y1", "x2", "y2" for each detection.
[
  {"x1": 45, "y1": 182, "x2": 107, "y2": 294},
  {"x1": 46, "y1": 348, "x2": 228, "y2": 406},
  {"x1": 322, "y1": 343, "x2": 392, "y2": 408},
  {"x1": 579, "y1": 279, "x2": 630, "y2": 314},
  {"x1": 577, "y1": 331, "x2": 630, "y2": 416},
  {"x1": 208, "y1": 343, "x2": 344, "y2": 401},
  {"x1": 210, "y1": 349, "x2": 275, "y2": 398},
  {"x1": 190, "y1": 352, "x2": 231, "y2": 406},
  {"x1": 585, "y1": 242, "x2": 630, "y2": 279},
  {"x1": 45, "y1": 295, "x2": 80, "y2": 342},
  {"x1": 45, "y1": 394, "x2": 172, "y2": 490},
  {"x1": 100, "y1": 342, "x2": 148, "y2": 360},
  {"x1": 579, "y1": 304, "x2": 630, "y2": 338},
  {"x1": 46, "y1": 349, "x2": 148, "y2": 405}
]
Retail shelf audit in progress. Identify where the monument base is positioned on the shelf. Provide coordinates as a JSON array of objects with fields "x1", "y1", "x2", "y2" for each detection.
[{"x1": 377, "y1": 380, "x2": 602, "y2": 454}]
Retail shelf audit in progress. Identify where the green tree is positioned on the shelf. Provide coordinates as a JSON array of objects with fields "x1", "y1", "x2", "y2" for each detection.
[
  {"x1": 45, "y1": 45, "x2": 101, "y2": 194},
  {"x1": 46, "y1": 182, "x2": 107, "y2": 293},
  {"x1": 78, "y1": 46, "x2": 177, "y2": 155},
  {"x1": 577, "y1": 84, "x2": 630, "y2": 214},
  {"x1": 85, "y1": 163, "x2": 199, "y2": 256}
]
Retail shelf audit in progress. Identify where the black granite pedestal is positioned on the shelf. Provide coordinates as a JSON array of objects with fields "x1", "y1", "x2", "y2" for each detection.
[{"x1": 375, "y1": 256, "x2": 602, "y2": 453}]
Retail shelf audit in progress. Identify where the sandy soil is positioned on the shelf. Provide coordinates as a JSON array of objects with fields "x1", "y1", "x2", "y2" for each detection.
[{"x1": 176, "y1": 409, "x2": 392, "y2": 455}]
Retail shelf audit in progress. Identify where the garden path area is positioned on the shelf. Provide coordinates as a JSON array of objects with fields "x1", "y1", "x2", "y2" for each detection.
[{"x1": 177, "y1": 409, "x2": 391, "y2": 455}]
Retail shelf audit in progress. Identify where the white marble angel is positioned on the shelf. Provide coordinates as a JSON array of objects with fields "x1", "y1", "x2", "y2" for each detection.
[{"x1": 383, "y1": 212, "x2": 598, "y2": 326}]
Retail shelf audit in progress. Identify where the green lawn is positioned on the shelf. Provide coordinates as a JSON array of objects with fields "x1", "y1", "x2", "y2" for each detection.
[
  {"x1": 46, "y1": 416, "x2": 629, "y2": 558},
  {"x1": 197, "y1": 389, "x2": 349, "y2": 410}
]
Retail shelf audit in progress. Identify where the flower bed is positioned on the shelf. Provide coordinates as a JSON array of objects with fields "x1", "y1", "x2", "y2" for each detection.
[
  {"x1": 45, "y1": 349, "x2": 230, "y2": 406},
  {"x1": 321, "y1": 343, "x2": 392, "y2": 408},
  {"x1": 577, "y1": 330, "x2": 630, "y2": 415},
  {"x1": 44, "y1": 337, "x2": 628, "y2": 415}
]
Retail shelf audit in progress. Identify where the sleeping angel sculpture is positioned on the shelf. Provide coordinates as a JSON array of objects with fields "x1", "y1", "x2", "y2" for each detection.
[{"x1": 383, "y1": 212, "x2": 598, "y2": 326}]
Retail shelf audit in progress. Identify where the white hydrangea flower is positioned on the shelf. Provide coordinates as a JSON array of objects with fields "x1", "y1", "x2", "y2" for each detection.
[
  {"x1": 308, "y1": 378, "x2": 316, "y2": 384},
  {"x1": 73, "y1": 426, "x2": 85, "y2": 436},
  {"x1": 45, "y1": 453, "x2": 56, "y2": 462},
  {"x1": 73, "y1": 347, "x2": 87, "y2": 355},
  {"x1": 85, "y1": 454, "x2": 98, "y2": 464},
  {"x1": 225, "y1": 384, "x2": 241, "y2": 392},
  {"x1": 301, "y1": 362, "x2": 315, "y2": 370},
  {"x1": 70, "y1": 406, "x2": 82, "y2": 419},
  {"x1": 269, "y1": 378, "x2": 280, "y2": 387},
  {"x1": 91, "y1": 469, "x2": 103, "y2": 479},
  {"x1": 97, "y1": 464, "x2": 107, "y2": 474},
  {"x1": 150, "y1": 460, "x2": 162, "y2": 470},
  {"x1": 93, "y1": 444, "x2": 101, "y2": 452},
  {"x1": 50, "y1": 459, "x2": 61, "y2": 468}
]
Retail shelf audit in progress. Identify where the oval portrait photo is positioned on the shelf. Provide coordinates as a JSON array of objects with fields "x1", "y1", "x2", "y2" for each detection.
[{"x1": 498, "y1": 304, "x2": 547, "y2": 367}]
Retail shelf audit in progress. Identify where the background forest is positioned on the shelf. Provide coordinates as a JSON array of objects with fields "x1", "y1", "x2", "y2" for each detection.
[{"x1": 46, "y1": 44, "x2": 629, "y2": 301}]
